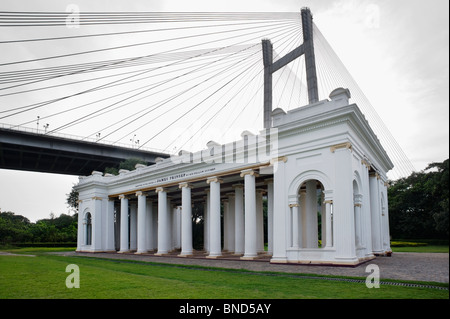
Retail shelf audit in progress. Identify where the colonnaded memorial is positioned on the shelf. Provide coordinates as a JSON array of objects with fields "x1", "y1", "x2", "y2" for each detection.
[{"x1": 75, "y1": 8, "x2": 393, "y2": 266}]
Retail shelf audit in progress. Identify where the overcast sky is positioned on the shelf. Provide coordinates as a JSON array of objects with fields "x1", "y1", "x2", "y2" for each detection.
[{"x1": 0, "y1": 0, "x2": 448, "y2": 222}]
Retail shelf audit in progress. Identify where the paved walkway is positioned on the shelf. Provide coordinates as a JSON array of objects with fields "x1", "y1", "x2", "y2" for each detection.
[{"x1": 59, "y1": 251, "x2": 449, "y2": 284}]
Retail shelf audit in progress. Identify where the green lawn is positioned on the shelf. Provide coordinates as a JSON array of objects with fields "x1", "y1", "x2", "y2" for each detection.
[
  {"x1": 392, "y1": 245, "x2": 449, "y2": 253},
  {"x1": 0, "y1": 248, "x2": 448, "y2": 299}
]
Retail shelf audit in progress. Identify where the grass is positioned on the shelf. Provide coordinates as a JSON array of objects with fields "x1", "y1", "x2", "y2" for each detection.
[
  {"x1": 0, "y1": 247, "x2": 448, "y2": 299},
  {"x1": 392, "y1": 245, "x2": 449, "y2": 253}
]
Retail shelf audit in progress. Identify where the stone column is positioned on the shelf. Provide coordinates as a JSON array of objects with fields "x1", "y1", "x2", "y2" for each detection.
[
  {"x1": 179, "y1": 182, "x2": 193, "y2": 257},
  {"x1": 354, "y1": 194, "x2": 363, "y2": 248},
  {"x1": 361, "y1": 160, "x2": 373, "y2": 257},
  {"x1": 323, "y1": 197, "x2": 333, "y2": 248},
  {"x1": 156, "y1": 187, "x2": 169, "y2": 255},
  {"x1": 233, "y1": 184, "x2": 244, "y2": 255},
  {"x1": 207, "y1": 176, "x2": 222, "y2": 258},
  {"x1": 270, "y1": 156, "x2": 288, "y2": 263},
  {"x1": 222, "y1": 199, "x2": 229, "y2": 252},
  {"x1": 226, "y1": 193, "x2": 236, "y2": 253},
  {"x1": 369, "y1": 173, "x2": 383, "y2": 254},
  {"x1": 290, "y1": 203, "x2": 300, "y2": 248},
  {"x1": 203, "y1": 190, "x2": 210, "y2": 253},
  {"x1": 305, "y1": 180, "x2": 318, "y2": 249},
  {"x1": 265, "y1": 178, "x2": 274, "y2": 255},
  {"x1": 118, "y1": 194, "x2": 129, "y2": 253},
  {"x1": 241, "y1": 169, "x2": 258, "y2": 260},
  {"x1": 172, "y1": 205, "x2": 181, "y2": 250},
  {"x1": 129, "y1": 202, "x2": 137, "y2": 251},
  {"x1": 146, "y1": 198, "x2": 155, "y2": 251},
  {"x1": 381, "y1": 182, "x2": 392, "y2": 253},
  {"x1": 299, "y1": 189, "x2": 306, "y2": 248},
  {"x1": 136, "y1": 191, "x2": 148, "y2": 254},
  {"x1": 167, "y1": 197, "x2": 173, "y2": 251},
  {"x1": 256, "y1": 189, "x2": 265, "y2": 253}
]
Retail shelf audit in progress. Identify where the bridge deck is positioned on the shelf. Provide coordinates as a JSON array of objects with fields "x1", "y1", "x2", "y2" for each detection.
[{"x1": 0, "y1": 127, "x2": 170, "y2": 176}]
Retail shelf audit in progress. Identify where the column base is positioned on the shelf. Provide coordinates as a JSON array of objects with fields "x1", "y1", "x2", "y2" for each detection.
[
  {"x1": 206, "y1": 254, "x2": 222, "y2": 259},
  {"x1": 240, "y1": 254, "x2": 258, "y2": 260},
  {"x1": 155, "y1": 251, "x2": 169, "y2": 256},
  {"x1": 135, "y1": 250, "x2": 148, "y2": 255},
  {"x1": 178, "y1": 252, "x2": 193, "y2": 257},
  {"x1": 270, "y1": 257, "x2": 288, "y2": 263},
  {"x1": 117, "y1": 250, "x2": 130, "y2": 254}
]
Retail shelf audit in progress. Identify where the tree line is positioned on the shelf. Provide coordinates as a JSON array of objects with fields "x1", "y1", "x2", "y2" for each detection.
[
  {"x1": 0, "y1": 211, "x2": 77, "y2": 245},
  {"x1": 0, "y1": 159, "x2": 448, "y2": 245},
  {"x1": 388, "y1": 159, "x2": 448, "y2": 240}
]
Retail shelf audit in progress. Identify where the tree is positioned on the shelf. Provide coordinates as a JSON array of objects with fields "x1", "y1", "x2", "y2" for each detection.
[
  {"x1": 388, "y1": 159, "x2": 449, "y2": 239},
  {"x1": 104, "y1": 157, "x2": 148, "y2": 175},
  {"x1": 0, "y1": 211, "x2": 78, "y2": 244},
  {"x1": 66, "y1": 187, "x2": 79, "y2": 213}
]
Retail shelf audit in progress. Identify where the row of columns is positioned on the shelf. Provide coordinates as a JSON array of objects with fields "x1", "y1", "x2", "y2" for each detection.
[{"x1": 117, "y1": 169, "x2": 273, "y2": 260}]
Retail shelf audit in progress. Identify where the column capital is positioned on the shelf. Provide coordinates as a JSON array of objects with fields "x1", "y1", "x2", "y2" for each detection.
[
  {"x1": 369, "y1": 172, "x2": 381, "y2": 180},
  {"x1": 226, "y1": 192, "x2": 235, "y2": 197},
  {"x1": 323, "y1": 200, "x2": 333, "y2": 204},
  {"x1": 92, "y1": 196, "x2": 103, "y2": 201},
  {"x1": 264, "y1": 178, "x2": 274, "y2": 184},
  {"x1": 118, "y1": 194, "x2": 127, "y2": 200},
  {"x1": 289, "y1": 203, "x2": 299, "y2": 208},
  {"x1": 330, "y1": 142, "x2": 352, "y2": 153},
  {"x1": 256, "y1": 188, "x2": 266, "y2": 195},
  {"x1": 179, "y1": 182, "x2": 193, "y2": 189},
  {"x1": 354, "y1": 193, "x2": 363, "y2": 205},
  {"x1": 232, "y1": 183, "x2": 244, "y2": 189},
  {"x1": 361, "y1": 159, "x2": 371, "y2": 169},
  {"x1": 135, "y1": 191, "x2": 147, "y2": 197},
  {"x1": 206, "y1": 176, "x2": 223, "y2": 184},
  {"x1": 240, "y1": 169, "x2": 259, "y2": 178},
  {"x1": 155, "y1": 187, "x2": 166, "y2": 193}
]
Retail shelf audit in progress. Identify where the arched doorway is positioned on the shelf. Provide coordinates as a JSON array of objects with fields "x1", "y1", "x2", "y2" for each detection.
[{"x1": 293, "y1": 179, "x2": 326, "y2": 249}]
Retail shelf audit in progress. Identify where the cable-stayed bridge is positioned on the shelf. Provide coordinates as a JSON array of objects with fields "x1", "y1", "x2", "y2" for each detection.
[{"x1": 0, "y1": 10, "x2": 415, "y2": 179}]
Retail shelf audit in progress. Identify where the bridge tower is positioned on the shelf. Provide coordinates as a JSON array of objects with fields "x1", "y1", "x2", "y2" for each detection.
[{"x1": 262, "y1": 7, "x2": 319, "y2": 129}]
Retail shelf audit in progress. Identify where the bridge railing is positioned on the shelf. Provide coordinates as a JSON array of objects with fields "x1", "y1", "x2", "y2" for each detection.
[{"x1": 0, "y1": 122, "x2": 171, "y2": 155}]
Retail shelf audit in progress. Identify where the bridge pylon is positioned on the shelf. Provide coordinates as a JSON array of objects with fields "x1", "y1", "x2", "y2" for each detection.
[{"x1": 262, "y1": 7, "x2": 319, "y2": 129}]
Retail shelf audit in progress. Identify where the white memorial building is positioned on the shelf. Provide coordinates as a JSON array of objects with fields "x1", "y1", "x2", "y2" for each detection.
[{"x1": 75, "y1": 87, "x2": 393, "y2": 265}]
